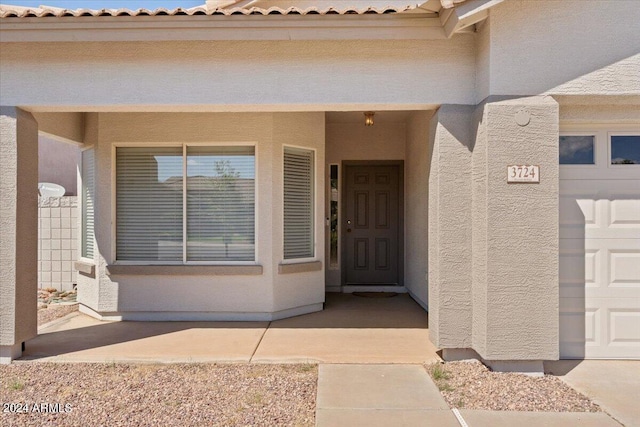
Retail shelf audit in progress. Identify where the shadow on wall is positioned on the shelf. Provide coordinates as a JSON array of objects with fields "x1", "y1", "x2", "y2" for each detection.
[
  {"x1": 39, "y1": 134, "x2": 80, "y2": 196},
  {"x1": 559, "y1": 194, "x2": 589, "y2": 360}
]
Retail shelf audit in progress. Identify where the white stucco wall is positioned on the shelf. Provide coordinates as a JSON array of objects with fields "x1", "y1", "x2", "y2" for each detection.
[
  {"x1": 38, "y1": 135, "x2": 79, "y2": 196},
  {"x1": 404, "y1": 111, "x2": 432, "y2": 307},
  {"x1": 0, "y1": 108, "x2": 38, "y2": 360},
  {"x1": 0, "y1": 38, "x2": 476, "y2": 110},
  {"x1": 471, "y1": 96, "x2": 560, "y2": 361},
  {"x1": 475, "y1": 19, "x2": 491, "y2": 103},
  {"x1": 428, "y1": 105, "x2": 474, "y2": 349},
  {"x1": 487, "y1": 0, "x2": 640, "y2": 97},
  {"x1": 78, "y1": 112, "x2": 325, "y2": 319},
  {"x1": 75, "y1": 113, "x2": 100, "y2": 310},
  {"x1": 559, "y1": 102, "x2": 640, "y2": 124},
  {"x1": 271, "y1": 113, "x2": 326, "y2": 313}
]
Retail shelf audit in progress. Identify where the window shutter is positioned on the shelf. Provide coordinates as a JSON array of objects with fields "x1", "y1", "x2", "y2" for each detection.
[
  {"x1": 186, "y1": 146, "x2": 255, "y2": 261},
  {"x1": 116, "y1": 147, "x2": 184, "y2": 261},
  {"x1": 284, "y1": 147, "x2": 314, "y2": 259},
  {"x1": 81, "y1": 148, "x2": 95, "y2": 259}
]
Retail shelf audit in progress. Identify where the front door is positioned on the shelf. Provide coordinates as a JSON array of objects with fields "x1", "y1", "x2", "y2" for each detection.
[{"x1": 344, "y1": 164, "x2": 401, "y2": 285}]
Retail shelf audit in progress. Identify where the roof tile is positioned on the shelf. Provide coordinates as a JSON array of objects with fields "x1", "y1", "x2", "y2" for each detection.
[{"x1": 0, "y1": 4, "x2": 417, "y2": 18}]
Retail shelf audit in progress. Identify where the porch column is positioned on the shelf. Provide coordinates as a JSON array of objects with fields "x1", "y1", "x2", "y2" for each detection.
[
  {"x1": 471, "y1": 96, "x2": 559, "y2": 371},
  {"x1": 428, "y1": 105, "x2": 475, "y2": 350},
  {"x1": 0, "y1": 107, "x2": 39, "y2": 364}
]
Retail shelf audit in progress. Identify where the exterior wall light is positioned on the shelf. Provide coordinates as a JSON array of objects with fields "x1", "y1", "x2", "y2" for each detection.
[{"x1": 364, "y1": 111, "x2": 375, "y2": 126}]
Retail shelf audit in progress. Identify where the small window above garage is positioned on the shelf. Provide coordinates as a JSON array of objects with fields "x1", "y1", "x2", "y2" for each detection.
[
  {"x1": 610, "y1": 135, "x2": 640, "y2": 165},
  {"x1": 559, "y1": 135, "x2": 595, "y2": 165}
]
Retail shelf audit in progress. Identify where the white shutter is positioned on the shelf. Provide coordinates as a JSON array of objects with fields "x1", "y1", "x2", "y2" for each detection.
[
  {"x1": 116, "y1": 147, "x2": 183, "y2": 262},
  {"x1": 284, "y1": 147, "x2": 314, "y2": 259},
  {"x1": 186, "y1": 146, "x2": 255, "y2": 261},
  {"x1": 81, "y1": 148, "x2": 95, "y2": 259}
]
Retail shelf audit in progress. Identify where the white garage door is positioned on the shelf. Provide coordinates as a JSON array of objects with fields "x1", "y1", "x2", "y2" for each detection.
[{"x1": 560, "y1": 131, "x2": 640, "y2": 359}]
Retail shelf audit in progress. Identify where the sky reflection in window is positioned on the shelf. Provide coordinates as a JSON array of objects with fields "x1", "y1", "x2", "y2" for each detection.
[
  {"x1": 611, "y1": 135, "x2": 640, "y2": 165},
  {"x1": 560, "y1": 135, "x2": 595, "y2": 165}
]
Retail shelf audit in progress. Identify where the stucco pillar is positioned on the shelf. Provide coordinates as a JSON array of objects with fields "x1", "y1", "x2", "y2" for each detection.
[
  {"x1": 428, "y1": 105, "x2": 475, "y2": 349},
  {"x1": 471, "y1": 96, "x2": 559, "y2": 369},
  {"x1": 0, "y1": 107, "x2": 39, "y2": 364}
]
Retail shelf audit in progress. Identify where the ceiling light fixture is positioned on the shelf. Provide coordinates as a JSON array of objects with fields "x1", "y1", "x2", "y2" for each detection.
[{"x1": 364, "y1": 111, "x2": 375, "y2": 126}]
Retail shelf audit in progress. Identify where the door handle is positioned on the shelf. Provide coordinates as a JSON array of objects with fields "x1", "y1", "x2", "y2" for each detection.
[{"x1": 347, "y1": 219, "x2": 351, "y2": 232}]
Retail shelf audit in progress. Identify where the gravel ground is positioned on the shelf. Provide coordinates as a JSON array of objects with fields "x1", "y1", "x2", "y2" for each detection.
[
  {"x1": 427, "y1": 360, "x2": 601, "y2": 412},
  {"x1": 37, "y1": 304, "x2": 78, "y2": 327},
  {"x1": 1, "y1": 363, "x2": 317, "y2": 427}
]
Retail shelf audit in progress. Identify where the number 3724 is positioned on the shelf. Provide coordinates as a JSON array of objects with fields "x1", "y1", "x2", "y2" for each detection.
[{"x1": 507, "y1": 165, "x2": 540, "y2": 183}]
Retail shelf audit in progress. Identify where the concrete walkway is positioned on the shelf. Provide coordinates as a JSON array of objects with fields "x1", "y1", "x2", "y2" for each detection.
[
  {"x1": 21, "y1": 295, "x2": 633, "y2": 427},
  {"x1": 316, "y1": 364, "x2": 459, "y2": 426},
  {"x1": 22, "y1": 293, "x2": 439, "y2": 364},
  {"x1": 315, "y1": 364, "x2": 622, "y2": 427},
  {"x1": 546, "y1": 360, "x2": 640, "y2": 427}
]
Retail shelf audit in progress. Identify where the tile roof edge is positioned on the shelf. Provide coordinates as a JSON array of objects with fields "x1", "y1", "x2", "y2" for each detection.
[{"x1": 0, "y1": 4, "x2": 425, "y2": 18}]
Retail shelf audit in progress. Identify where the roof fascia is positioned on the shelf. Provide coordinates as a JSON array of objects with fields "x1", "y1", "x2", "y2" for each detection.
[
  {"x1": 417, "y1": 0, "x2": 443, "y2": 13},
  {"x1": 0, "y1": 14, "x2": 445, "y2": 42},
  {"x1": 441, "y1": 0, "x2": 503, "y2": 38}
]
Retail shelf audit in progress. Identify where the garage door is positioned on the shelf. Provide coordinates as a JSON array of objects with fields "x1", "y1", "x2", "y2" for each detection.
[{"x1": 559, "y1": 131, "x2": 640, "y2": 359}]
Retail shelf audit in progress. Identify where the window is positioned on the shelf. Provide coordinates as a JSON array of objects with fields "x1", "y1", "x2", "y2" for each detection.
[
  {"x1": 283, "y1": 147, "x2": 315, "y2": 260},
  {"x1": 116, "y1": 145, "x2": 255, "y2": 263},
  {"x1": 81, "y1": 148, "x2": 95, "y2": 259},
  {"x1": 611, "y1": 135, "x2": 640, "y2": 165},
  {"x1": 559, "y1": 135, "x2": 595, "y2": 165},
  {"x1": 329, "y1": 164, "x2": 339, "y2": 268}
]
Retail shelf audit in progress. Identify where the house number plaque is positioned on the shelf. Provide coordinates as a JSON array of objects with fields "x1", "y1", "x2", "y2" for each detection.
[{"x1": 507, "y1": 165, "x2": 540, "y2": 183}]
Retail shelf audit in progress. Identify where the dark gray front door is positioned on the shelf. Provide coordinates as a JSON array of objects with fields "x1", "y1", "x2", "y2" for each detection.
[{"x1": 344, "y1": 165, "x2": 400, "y2": 285}]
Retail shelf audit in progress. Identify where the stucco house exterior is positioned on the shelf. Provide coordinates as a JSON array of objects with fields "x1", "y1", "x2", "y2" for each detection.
[{"x1": 1, "y1": 0, "x2": 638, "y2": 368}]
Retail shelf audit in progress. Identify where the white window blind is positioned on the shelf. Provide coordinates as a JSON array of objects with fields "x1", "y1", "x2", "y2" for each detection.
[
  {"x1": 187, "y1": 146, "x2": 255, "y2": 261},
  {"x1": 116, "y1": 147, "x2": 184, "y2": 262},
  {"x1": 81, "y1": 148, "x2": 95, "y2": 259},
  {"x1": 284, "y1": 147, "x2": 314, "y2": 259},
  {"x1": 116, "y1": 145, "x2": 256, "y2": 263}
]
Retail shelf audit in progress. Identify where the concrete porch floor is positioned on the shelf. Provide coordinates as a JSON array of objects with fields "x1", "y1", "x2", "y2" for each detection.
[{"x1": 20, "y1": 293, "x2": 440, "y2": 364}]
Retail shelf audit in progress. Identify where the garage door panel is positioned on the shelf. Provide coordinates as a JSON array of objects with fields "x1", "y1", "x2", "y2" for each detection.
[
  {"x1": 610, "y1": 251, "x2": 640, "y2": 288},
  {"x1": 560, "y1": 239, "x2": 640, "y2": 298},
  {"x1": 559, "y1": 183, "x2": 597, "y2": 239},
  {"x1": 610, "y1": 198, "x2": 640, "y2": 228},
  {"x1": 560, "y1": 298, "x2": 599, "y2": 359},
  {"x1": 610, "y1": 310, "x2": 640, "y2": 346},
  {"x1": 560, "y1": 297, "x2": 640, "y2": 359},
  {"x1": 559, "y1": 240, "x2": 598, "y2": 298},
  {"x1": 559, "y1": 180, "x2": 640, "y2": 240},
  {"x1": 560, "y1": 160, "x2": 639, "y2": 359}
]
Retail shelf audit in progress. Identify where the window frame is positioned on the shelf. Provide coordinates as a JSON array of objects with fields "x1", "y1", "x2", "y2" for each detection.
[
  {"x1": 79, "y1": 145, "x2": 96, "y2": 264},
  {"x1": 558, "y1": 132, "x2": 598, "y2": 167},
  {"x1": 281, "y1": 144, "x2": 317, "y2": 264},
  {"x1": 608, "y1": 131, "x2": 640, "y2": 168},
  {"x1": 111, "y1": 142, "x2": 259, "y2": 266}
]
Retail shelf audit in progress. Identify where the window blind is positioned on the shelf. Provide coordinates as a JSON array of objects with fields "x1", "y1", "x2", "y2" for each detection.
[
  {"x1": 284, "y1": 147, "x2": 314, "y2": 259},
  {"x1": 116, "y1": 147, "x2": 184, "y2": 262},
  {"x1": 116, "y1": 145, "x2": 256, "y2": 263},
  {"x1": 186, "y1": 146, "x2": 255, "y2": 261},
  {"x1": 81, "y1": 148, "x2": 95, "y2": 259}
]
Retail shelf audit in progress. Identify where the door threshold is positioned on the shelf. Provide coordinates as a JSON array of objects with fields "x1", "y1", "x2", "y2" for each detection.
[{"x1": 342, "y1": 285, "x2": 407, "y2": 293}]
